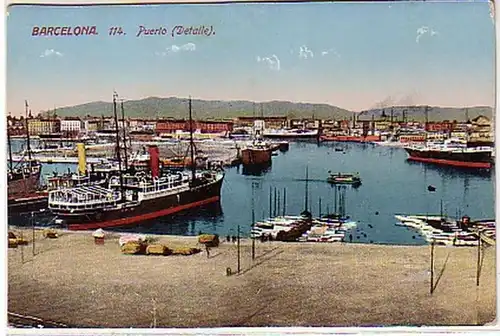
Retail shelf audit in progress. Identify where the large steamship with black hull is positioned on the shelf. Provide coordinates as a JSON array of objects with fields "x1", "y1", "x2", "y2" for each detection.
[
  {"x1": 404, "y1": 138, "x2": 493, "y2": 169},
  {"x1": 48, "y1": 96, "x2": 225, "y2": 230}
]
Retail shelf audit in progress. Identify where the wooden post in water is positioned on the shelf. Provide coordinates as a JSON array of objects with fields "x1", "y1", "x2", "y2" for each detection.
[
  {"x1": 269, "y1": 186, "x2": 272, "y2": 218},
  {"x1": 430, "y1": 239, "x2": 435, "y2": 294},
  {"x1": 273, "y1": 187, "x2": 277, "y2": 217},
  {"x1": 334, "y1": 186, "x2": 338, "y2": 214},
  {"x1": 319, "y1": 197, "x2": 322, "y2": 218},
  {"x1": 282, "y1": 188, "x2": 286, "y2": 216},
  {"x1": 277, "y1": 190, "x2": 280, "y2": 217}
]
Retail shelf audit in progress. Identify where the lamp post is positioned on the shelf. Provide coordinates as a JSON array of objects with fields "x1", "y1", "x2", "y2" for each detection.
[
  {"x1": 251, "y1": 182, "x2": 256, "y2": 261},
  {"x1": 31, "y1": 208, "x2": 46, "y2": 257},
  {"x1": 237, "y1": 225, "x2": 241, "y2": 274},
  {"x1": 430, "y1": 238, "x2": 435, "y2": 295}
]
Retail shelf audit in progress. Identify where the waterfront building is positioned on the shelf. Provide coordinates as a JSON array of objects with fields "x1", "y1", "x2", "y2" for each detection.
[
  {"x1": 6, "y1": 116, "x2": 27, "y2": 136},
  {"x1": 60, "y1": 117, "x2": 82, "y2": 132},
  {"x1": 234, "y1": 116, "x2": 287, "y2": 129},
  {"x1": 27, "y1": 117, "x2": 60, "y2": 135},
  {"x1": 156, "y1": 119, "x2": 233, "y2": 135}
]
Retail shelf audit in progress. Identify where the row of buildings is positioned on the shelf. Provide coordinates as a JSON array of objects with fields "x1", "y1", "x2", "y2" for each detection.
[{"x1": 6, "y1": 114, "x2": 493, "y2": 140}]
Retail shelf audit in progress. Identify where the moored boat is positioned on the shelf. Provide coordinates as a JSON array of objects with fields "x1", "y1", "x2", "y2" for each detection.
[
  {"x1": 48, "y1": 95, "x2": 225, "y2": 230},
  {"x1": 240, "y1": 142, "x2": 272, "y2": 166},
  {"x1": 326, "y1": 172, "x2": 361, "y2": 186},
  {"x1": 404, "y1": 139, "x2": 493, "y2": 169},
  {"x1": 262, "y1": 128, "x2": 318, "y2": 139},
  {"x1": 320, "y1": 134, "x2": 381, "y2": 143},
  {"x1": 7, "y1": 102, "x2": 48, "y2": 215}
]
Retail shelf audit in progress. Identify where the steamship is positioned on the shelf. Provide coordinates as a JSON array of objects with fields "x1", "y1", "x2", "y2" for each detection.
[
  {"x1": 262, "y1": 128, "x2": 318, "y2": 139},
  {"x1": 404, "y1": 138, "x2": 493, "y2": 169},
  {"x1": 7, "y1": 102, "x2": 48, "y2": 214},
  {"x1": 241, "y1": 141, "x2": 273, "y2": 166},
  {"x1": 48, "y1": 96, "x2": 225, "y2": 230}
]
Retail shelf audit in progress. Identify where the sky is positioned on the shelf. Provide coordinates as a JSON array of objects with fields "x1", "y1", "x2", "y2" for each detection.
[{"x1": 5, "y1": 1, "x2": 496, "y2": 116}]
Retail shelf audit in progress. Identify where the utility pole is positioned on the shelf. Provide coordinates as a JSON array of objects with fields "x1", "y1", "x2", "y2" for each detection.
[
  {"x1": 430, "y1": 239, "x2": 435, "y2": 294},
  {"x1": 476, "y1": 231, "x2": 481, "y2": 287},
  {"x1": 237, "y1": 225, "x2": 241, "y2": 274},
  {"x1": 31, "y1": 211, "x2": 36, "y2": 257},
  {"x1": 251, "y1": 182, "x2": 256, "y2": 261}
]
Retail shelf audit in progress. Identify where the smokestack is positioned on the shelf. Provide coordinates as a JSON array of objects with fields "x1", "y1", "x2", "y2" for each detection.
[
  {"x1": 148, "y1": 145, "x2": 160, "y2": 179},
  {"x1": 77, "y1": 143, "x2": 87, "y2": 176}
]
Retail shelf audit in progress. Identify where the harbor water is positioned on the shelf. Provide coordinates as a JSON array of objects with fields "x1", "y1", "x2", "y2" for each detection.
[{"x1": 8, "y1": 139, "x2": 495, "y2": 245}]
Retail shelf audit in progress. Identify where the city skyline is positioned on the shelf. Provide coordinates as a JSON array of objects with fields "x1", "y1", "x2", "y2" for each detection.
[{"x1": 6, "y1": 1, "x2": 495, "y2": 116}]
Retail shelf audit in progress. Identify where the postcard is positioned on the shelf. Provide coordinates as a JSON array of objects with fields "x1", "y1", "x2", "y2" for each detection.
[{"x1": 5, "y1": 0, "x2": 497, "y2": 330}]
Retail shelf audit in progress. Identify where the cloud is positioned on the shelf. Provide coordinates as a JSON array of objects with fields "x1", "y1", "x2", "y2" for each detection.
[
  {"x1": 416, "y1": 26, "x2": 438, "y2": 43},
  {"x1": 321, "y1": 49, "x2": 341, "y2": 58},
  {"x1": 256, "y1": 54, "x2": 280, "y2": 71},
  {"x1": 299, "y1": 45, "x2": 314, "y2": 59},
  {"x1": 156, "y1": 43, "x2": 196, "y2": 56},
  {"x1": 40, "y1": 49, "x2": 63, "y2": 58}
]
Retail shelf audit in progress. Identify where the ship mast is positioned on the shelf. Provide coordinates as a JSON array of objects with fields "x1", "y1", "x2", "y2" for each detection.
[
  {"x1": 112, "y1": 92, "x2": 124, "y2": 195},
  {"x1": 120, "y1": 100, "x2": 129, "y2": 170},
  {"x1": 424, "y1": 105, "x2": 429, "y2": 145},
  {"x1": 304, "y1": 166, "x2": 309, "y2": 212},
  {"x1": 188, "y1": 96, "x2": 196, "y2": 182},
  {"x1": 7, "y1": 115, "x2": 13, "y2": 170},
  {"x1": 24, "y1": 100, "x2": 32, "y2": 162}
]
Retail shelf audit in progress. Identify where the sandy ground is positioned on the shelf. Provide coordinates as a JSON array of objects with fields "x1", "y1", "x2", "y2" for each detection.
[{"x1": 7, "y1": 228, "x2": 497, "y2": 328}]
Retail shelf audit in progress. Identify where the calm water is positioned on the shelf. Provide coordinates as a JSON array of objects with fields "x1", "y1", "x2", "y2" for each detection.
[{"x1": 8, "y1": 139, "x2": 495, "y2": 245}]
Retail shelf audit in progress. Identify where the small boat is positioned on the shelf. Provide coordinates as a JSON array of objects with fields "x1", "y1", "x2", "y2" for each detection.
[{"x1": 327, "y1": 172, "x2": 361, "y2": 185}]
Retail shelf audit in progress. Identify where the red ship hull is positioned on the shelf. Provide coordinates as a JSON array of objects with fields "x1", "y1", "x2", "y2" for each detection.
[
  {"x1": 407, "y1": 156, "x2": 492, "y2": 169},
  {"x1": 241, "y1": 147, "x2": 272, "y2": 165},
  {"x1": 68, "y1": 195, "x2": 220, "y2": 230}
]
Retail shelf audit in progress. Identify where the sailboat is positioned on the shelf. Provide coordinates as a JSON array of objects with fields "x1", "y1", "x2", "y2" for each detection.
[
  {"x1": 48, "y1": 95, "x2": 225, "y2": 230},
  {"x1": 7, "y1": 102, "x2": 48, "y2": 214}
]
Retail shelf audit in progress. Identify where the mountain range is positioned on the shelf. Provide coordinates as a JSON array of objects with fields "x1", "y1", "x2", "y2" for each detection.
[{"x1": 42, "y1": 96, "x2": 493, "y2": 122}]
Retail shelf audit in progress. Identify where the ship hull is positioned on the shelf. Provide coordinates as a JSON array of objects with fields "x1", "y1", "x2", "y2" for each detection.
[
  {"x1": 405, "y1": 148, "x2": 492, "y2": 169},
  {"x1": 52, "y1": 177, "x2": 224, "y2": 230},
  {"x1": 263, "y1": 131, "x2": 318, "y2": 139},
  {"x1": 8, "y1": 171, "x2": 41, "y2": 198},
  {"x1": 8, "y1": 194, "x2": 49, "y2": 215},
  {"x1": 241, "y1": 148, "x2": 272, "y2": 165},
  {"x1": 320, "y1": 135, "x2": 381, "y2": 142}
]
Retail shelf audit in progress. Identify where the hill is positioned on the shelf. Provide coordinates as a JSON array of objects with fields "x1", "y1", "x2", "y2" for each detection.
[
  {"x1": 46, "y1": 97, "x2": 353, "y2": 120},
  {"x1": 44, "y1": 97, "x2": 493, "y2": 122}
]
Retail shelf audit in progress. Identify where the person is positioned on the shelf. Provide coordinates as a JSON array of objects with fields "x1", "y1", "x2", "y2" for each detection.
[
  {"x1": 205, "y1": 244, "x2": 210, "y2": 259},
  {"x1": 349, "y1": 233, "x2": 353, "y2": 243}
]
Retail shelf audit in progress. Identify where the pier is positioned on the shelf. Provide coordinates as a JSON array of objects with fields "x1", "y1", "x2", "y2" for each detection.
[{"x1": 7, "y1": 229, "x2": 496, "y2": 327}]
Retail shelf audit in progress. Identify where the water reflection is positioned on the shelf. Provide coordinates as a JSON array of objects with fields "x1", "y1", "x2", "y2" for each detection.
[{"x1": 241, "y1": 163, "x2": 272, "y2": 176}]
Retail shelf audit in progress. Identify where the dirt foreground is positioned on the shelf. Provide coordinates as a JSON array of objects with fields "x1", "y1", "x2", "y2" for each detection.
[{"x1": 7, "y1": 228, "x2": 496, "y2": 328}]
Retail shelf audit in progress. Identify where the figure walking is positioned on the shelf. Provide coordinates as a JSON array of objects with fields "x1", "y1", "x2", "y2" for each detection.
[{"x1": 205, "y1": 244, "x2": 211, "y2": 259}]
